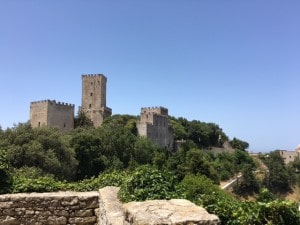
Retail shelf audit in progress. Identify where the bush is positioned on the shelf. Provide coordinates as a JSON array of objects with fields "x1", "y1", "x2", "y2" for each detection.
[
  {"x1": 118, "y1": 165, "x2": 183, "y2": 202},
  {"x1": 69, "y1": 171, "x2": 127, "y2": 192},
  {"x1": 12, "y1": 176, "x2": 63, "y2": 193}
]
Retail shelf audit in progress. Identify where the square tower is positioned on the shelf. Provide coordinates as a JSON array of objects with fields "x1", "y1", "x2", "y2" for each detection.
[
  {"x1": 81, "y1": 74, "x2": 112, "y2": 127},
  {"x1": 30, "y1": 100, "x2": 74, "y2": 132},
  {"x1": 137, "y1": 107, "x2": 174, "y2": 150}
]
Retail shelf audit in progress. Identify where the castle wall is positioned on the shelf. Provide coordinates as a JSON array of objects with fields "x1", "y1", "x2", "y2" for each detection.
[
  {"x1": 137, "y1": 107, "x2": 174, "y2": 150},
  {"x1": 30, "y1": 101, "x2": 49, "y2": 128},
  {"x1": 30, "y1": 100, "x2": 74, "y2": 133},
  {"x1": 47, "y1": 101, "x2": 74, "y2": 133},
  {"x1": 81, "y1": 74, "x2": 112, "y2": 127},
  {"x1": 277, "y1": 150, "x2": 300, "y2": 164}
]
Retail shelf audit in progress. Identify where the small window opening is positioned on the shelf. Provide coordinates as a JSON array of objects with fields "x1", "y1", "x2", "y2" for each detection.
[
  {"x1": 89, "y1": 104, "x2": 92, "y2": 109},
  {"x1": 64, "y1": 123, "x2": 66, "y2": 128},
  {"x1": 38, "y1": 122, "x2": 41, "y2": 127},
  {"x1": 90, "y1": 92, "x2": 93, "y2": 96}
]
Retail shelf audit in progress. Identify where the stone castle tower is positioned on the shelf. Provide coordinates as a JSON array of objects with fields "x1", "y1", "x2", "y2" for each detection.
[
  {"x1": 30, "y1": 100, "x2": 74, "y2": 133},
  {"x1": 81, "y1": 74, "x2": 112, "y2": 127},
  {"x1": 137, "y1": 107, "x2": 174, "y2": 150}
]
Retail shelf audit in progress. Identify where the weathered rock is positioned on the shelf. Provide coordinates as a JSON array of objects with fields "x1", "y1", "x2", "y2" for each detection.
[
  {"x1": 1, "y1": 216, "x2": 19, "y2": 225},
  {"x1": 0, "y1": 192, "x2": 99, "y2": 225},
  {"x1": 98, "y1": 186, "x2": 124, "y2": 225},
  {"x1": 123, "y1": 199, "x2": 220, "y2": 225}
]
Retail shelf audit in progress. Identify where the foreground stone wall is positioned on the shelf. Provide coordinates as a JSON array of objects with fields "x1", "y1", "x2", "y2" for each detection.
[
  {"x1": 0, "y1": 191, "x2": 99, "y2": 225},
  {"x1": 0, "y1": 187, "x2": 219, "y2": 225}
]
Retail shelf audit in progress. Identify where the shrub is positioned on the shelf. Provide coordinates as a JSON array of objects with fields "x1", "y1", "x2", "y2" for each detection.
[
  {"x1": 118, "y1": 165, "x2": 183, "y2": 202},
  {"x1": 12, "y1": 175, "x2": 63, "y2": 193},
  {"x1": 69, "y1": 171, "x2": 127, "y2": 192}
]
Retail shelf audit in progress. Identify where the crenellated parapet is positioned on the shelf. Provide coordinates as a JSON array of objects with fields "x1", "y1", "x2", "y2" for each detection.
[
  {"x1": 30, "y1": 100, "x2": 74, "y2": 107},
  {"x1": 82, "y1": 74, "x2": 106, "y2": 78},
  {"x1": 140, "y1": 106, "x2": 168, "y2": 116}
]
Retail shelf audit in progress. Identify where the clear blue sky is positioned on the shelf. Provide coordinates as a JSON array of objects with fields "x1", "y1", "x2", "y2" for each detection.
[{"x1": 0, "y1": 1, "x2": 299, "y2": 152}]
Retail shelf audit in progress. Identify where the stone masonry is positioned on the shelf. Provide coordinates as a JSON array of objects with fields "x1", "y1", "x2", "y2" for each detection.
[
  {"x1": 81, "y1": 74, "x2": 112, "y2": 127},
  {"x1": 30, "y1": 100, "x2": 74, "y2": 133},
  {"x1": 0, "y1": 191, "x2": 99, "y2": 225},
  {"x1": 137, "y1": 107, "x2": 174, "y2": 150},
  {"x1": 0, "y1": 187, "x2": 220, "y2": 225},
  {"x1": 30, "y1": 74, "x2": 112, "y2": 131}
]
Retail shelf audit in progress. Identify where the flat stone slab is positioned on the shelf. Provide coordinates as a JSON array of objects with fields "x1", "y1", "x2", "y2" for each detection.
[{"x1": 123, "y1": 199, "x2": 220, "y2": 225}]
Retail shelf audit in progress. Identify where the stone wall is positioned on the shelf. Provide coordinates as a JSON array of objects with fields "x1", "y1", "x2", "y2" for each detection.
[
  {"x1": 0, "y1": 187, "x2": 220, "y2": 225},
  {"x1": 0, "y1": 191, "x2": 99, "y2": 225}
]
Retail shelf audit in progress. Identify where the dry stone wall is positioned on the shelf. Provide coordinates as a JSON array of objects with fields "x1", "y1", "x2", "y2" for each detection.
[
  {"x1": 0, "y1": 191, "x2": 99, "y2": 225},
  {"x1": 0, "y1": 187, "x2": 219, "y2": 225}
]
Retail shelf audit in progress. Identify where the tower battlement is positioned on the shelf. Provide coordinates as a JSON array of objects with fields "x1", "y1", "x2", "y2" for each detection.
[
  {"x1": 140, "y1": 106, "x2": 168, "y2": 116},
  {"x1": 30, "y1": 100, "x2": 74, "y2": 107},
  {"x1": 82, "y1": 74, "x2": 106, "y2": 78}
]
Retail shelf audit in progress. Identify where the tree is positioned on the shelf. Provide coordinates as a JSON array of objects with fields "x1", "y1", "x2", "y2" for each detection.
[
  {"x1": 102, "y1": 114, "x2": 138, "y2": 135},
  {"x1": 230, "y1": 137, "x2": 249, "y2": 151},
  {"x1": 264, "y1": 151, "x2": 290, "y2": 193},
  {"x1": 234, "y1": 164, "x2": 260, "y2": 195},
  {"x1": 70, "y1": 129, "x2": 106, "y2": 180},
  {"x1": 2, "y1": 124, "x2": 78, "y2": 180},
  {"x1": 0, "y1": 150, "x2": 12, "y2": 193},
  {"x1": 168, "y1": 117, "x2": 188, "y2": 140},
  {"x1": 133, "y1": 137, "x2": 158, "y2": 165},
  {"x1": 184, "y1": 148, "x2": 220, "y2": 184},
  {"x1": 74, "y1": 111, "x2": 93, "y2": 128}
]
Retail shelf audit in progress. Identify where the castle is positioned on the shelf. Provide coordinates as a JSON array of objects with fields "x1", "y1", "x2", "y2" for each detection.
[
  {"x1": 30, "y1": 74, "x2": 111, "y2": 131},
  {"x1": 81, "y1": 75, "x2": 112, "y2": 127},
  {"x1": 30, "y1": 100, "x2": 75, "y2": 133},
  {"x1": 30, "y1": 74, "x2": 174, "y2": 149},
  {"x1": 137, "y1": 107, "x2": 174, "y2": 150},
  {"x1": 276, "y1": 145, "x2": 300, "y2": 164}
]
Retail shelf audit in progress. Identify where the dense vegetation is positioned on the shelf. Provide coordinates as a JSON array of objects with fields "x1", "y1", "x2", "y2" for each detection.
[{"x1": 0, "y1": 114, "x2": 299, "y2": 224}]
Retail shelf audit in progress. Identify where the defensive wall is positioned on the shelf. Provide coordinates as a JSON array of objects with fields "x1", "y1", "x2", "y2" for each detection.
[{"x1": 0, "y1": 187, "x2": 219, "y2": 225}]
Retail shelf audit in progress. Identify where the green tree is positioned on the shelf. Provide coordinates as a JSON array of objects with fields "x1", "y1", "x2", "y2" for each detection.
[
  {"x1": 234, "y1": 164, "x2": 260, "y2": 195},
  {"x1": 70, "y1": 128, "x2": 106, "y2": 180},
  {"x1": 103, "y1": 114, "x2": 138, "y2": 135},
  {"x1": 230, "y1": 137, "x2": 249, "y2": 151},
  {"x1": 168, "y1": 117, "x2": 188, "y2": 140},
  {"x1": 74, "y1": 111, "x2": 93, "y2": 128},
  {"x1": 2, "y1": 124, "x2": 77, "y2": 180},
  {"x1": 133, "y1": 137, "x2": 158, "y2": 165},
  {"x1": 264, "y1": 151, "x2": 290, "y2": 193},
  {"x1": 0, "y1": 150, "x2": 12, "y2": 193},
  {"x1": 184, "y1": 148, "x2": 220, "y2": 184}
]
